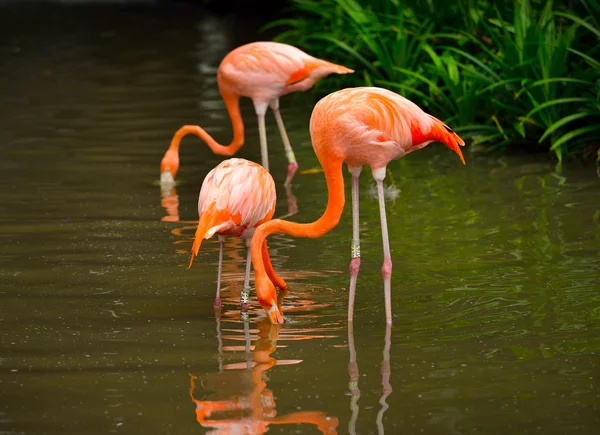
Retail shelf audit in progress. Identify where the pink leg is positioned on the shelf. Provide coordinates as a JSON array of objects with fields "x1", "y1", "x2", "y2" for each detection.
[
  {"x1": 241, "y1": 240, "x2": 252, "y2": 311},
  {"x1": 214, "y1": 236, "x2": 225, "y2": 308},
  {"x1": 376, "y1": 179, "x2": 393, "y2": 324},
  {"x1": 348, "y1": 170, "x2": 361, "y2": 322},
  {"x1": 257, "y1": 112, "x2": 269, "y2": 172},
  {"x1": 271, "y1": 101, "x2": 298, "y2": 186}
]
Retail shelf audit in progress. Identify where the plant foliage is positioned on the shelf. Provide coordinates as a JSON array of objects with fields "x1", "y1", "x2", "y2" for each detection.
[{"x1": 265, "y1": 0, "x2": 600, "y2": 161}]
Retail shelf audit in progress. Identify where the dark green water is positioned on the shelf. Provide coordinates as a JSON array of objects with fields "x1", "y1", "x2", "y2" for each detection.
[{"x1": 1, "y1": 3, "x2": 599, "y2": 434}]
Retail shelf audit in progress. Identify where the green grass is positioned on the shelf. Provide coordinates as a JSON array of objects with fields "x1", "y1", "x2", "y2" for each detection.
[{"x1": 265, "y1": 0, "x2": 600, "y2": 162}]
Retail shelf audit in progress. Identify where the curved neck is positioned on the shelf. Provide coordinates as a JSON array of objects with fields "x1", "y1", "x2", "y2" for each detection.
[
  {"x1": 251, "y1": 158, "x2": 345, "y2": 294},
  {"x1": 168, "y1": 92, "x2": 244, "y2": 156}
]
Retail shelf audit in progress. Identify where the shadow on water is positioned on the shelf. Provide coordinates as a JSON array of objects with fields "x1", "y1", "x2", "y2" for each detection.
[{"x1": 1, "y1": 1, "x2": 600, "y2": 435}]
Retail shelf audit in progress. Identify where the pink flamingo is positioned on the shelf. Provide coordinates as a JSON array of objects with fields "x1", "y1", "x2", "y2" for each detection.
[
  {"x1": 189, "y1": 158, "x2": 286, "y2": 320},
  {"x1": 160, "y1": 41, "x2": 353, "y2": 186},
  {"x1": 249, "y1": 87, "x2": 466, "y2": 324}
]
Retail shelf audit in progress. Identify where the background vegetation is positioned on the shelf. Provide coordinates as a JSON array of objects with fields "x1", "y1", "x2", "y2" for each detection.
[{"x1": 265, "y1": 0, "x2": 600, "y2": 163}]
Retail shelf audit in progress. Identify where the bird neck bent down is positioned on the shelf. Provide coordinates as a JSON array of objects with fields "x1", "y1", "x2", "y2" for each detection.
[
  {"x1": 216, "y1": 91, "x2": 245, "y2": 153},
  {"x1": 251, "y1": 158, "x2": 345, "y2": 308},
  {"x1": 261, "y1": 158, "x2": 345, "y2": 240},
  {"x1": 166, "y1": 92, "x2": 245, "y2": 156}
]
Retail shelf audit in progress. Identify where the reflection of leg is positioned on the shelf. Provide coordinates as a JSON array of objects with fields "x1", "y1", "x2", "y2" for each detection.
[
  {"x1": 271, "y1": 99, "x2": 298, "y2": 186},
  {"x1": 382, "y1": 323, "x2": 392, "y2": 393},
  {"x1": 241, "y1": 239, "x2": 252, "y2": 311},
  {"x1": 348, "y1": 168, "x2": 362, "y2": 321},
  {"x1": 215, "y1": 307, "x2": 223, "y2": 372},
  {"x1": 243, "y1": 316, "x2": 252, "y2": 369},
  {"x1": 347, "y1": 322, "x2": 360, "y2": 435},
  {"x1": 280, "y1": 180, "x2": 298, "y2": 218},
  {"x1": 214, "y1": 236, "x2": 225, "y2": 308},
  {"x1": 375, "y1": 175, "x2": 393, "y2": 324},
  {"x1": 376, "y1": 324, "x2": 392, "y2": 434},
  {"x1": 255, "y1": 102, "x2": 269, "y2": 172}
]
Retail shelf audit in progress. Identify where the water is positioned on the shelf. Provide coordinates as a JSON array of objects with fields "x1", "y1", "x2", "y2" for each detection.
[{"x1": 1, "y1": 3, "x2": 599, "y2": 434}]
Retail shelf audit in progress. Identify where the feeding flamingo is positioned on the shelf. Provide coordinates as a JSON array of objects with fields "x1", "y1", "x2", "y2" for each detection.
[
  {"x1": 250, "y1": 87, "x2": 466, "y2": 324},
  {"x1": 188, "y1": 158, "x2": 286, "y2": 319},
  {"x1": 160, "y1": 41, "x2": 353, "y2": 187}
]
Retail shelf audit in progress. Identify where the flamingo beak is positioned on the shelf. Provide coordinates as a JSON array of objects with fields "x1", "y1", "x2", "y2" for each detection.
[
  {"x1": 449, "y1": 133, "x2": 466, "y2": 165},
  {"x1": 267, "y1": 300, "x2": 284, "y2": 324},
  {"x1": 454, "y1": 144, "x2": 466, "y2": 165}
]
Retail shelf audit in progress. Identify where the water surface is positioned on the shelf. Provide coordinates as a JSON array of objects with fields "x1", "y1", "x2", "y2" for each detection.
[{"x1": 1, "y1": 3, "x2": 599, "y2": 434}]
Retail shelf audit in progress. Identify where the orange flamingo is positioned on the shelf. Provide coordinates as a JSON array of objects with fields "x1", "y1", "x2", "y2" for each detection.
[
  {"x1": 189, "y1": 317, "x2": 339, "y2": 434},
  {"x1": 250, "y1": 87, "x2": 466, "y2": 324},
  {"x1": 160, "y1": 41, "x2": 353, "y2": 187},
  {"x1": 189, "y1": 158, "x2": 286, "y2": 318}
]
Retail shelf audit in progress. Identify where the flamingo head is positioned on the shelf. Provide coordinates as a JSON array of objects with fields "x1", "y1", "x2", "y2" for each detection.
[
  {"x1": 440, "y1": 124, "x2": 466, "y2": 165},
  {"x1": 160, "y1": 149, "x2": 180, "y2": 183},
  {"x1": 448, "y1": 140, "x2": 466, "y2": 165},
  {"x1": 256, "y1": 274, "x2": 284, "y2": 324}
]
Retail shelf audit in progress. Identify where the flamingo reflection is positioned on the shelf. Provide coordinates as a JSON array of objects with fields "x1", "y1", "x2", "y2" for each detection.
[
  {"x1": 190, "y1": 317, "x2": 339, "y2": 434},
  {"x1": 160, "y1": 186, "x2": 181, "y2": 223},
  {"x1": 347, "y1": 322, "x2": 392, "y2": 435}
]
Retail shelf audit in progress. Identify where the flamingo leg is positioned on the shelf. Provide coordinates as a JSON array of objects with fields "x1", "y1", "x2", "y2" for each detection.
[
  {"x1": 348, "y1": 167, "x2": 362, "y2": 322},
  {"x1": 241, "y1": 239, "x2": 252, "y2": 312},
  {"x1": 255, "y1": 103, "x2": 269, "y2": 172},
  {"x1": 375, "y1": 175, "x2": 393, "y2": 324},
  {"x1": 270, "y1": 99, "x2": 298, "y2": 186},
  {"x1": 214, "y1": 236, "x2": 225, "y2": 308}
]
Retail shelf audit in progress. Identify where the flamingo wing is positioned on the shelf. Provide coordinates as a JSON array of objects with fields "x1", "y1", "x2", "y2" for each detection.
[
  {"x1": 199, "y1": 158, "x2": 276, "y2": 229},
  {"x1": 190, "y1": 158, "x2": 276, "y2": 266},
  {"x1": 220, "y1": 42, "x2": 307, "y2": 87},
  {"x1": 285, "y1": 66, "x2": 311, "y2": 85},
  {"x1": 311, "y1": 87, "x2": 465, "y2": 170}
]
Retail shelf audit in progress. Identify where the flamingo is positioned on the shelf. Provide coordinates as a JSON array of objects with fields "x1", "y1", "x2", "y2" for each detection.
[
  {"x1": 249, "y1": 87, "x2": 466, "y2": 324},
  {"x1": 160, "y1": 41, "x2": 353, "y2": 187},
  {"x1": 188, "y1": 158, "x2": 286, "y2": 319}
]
